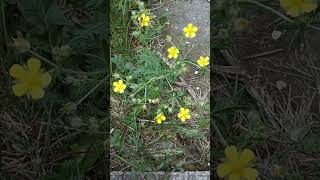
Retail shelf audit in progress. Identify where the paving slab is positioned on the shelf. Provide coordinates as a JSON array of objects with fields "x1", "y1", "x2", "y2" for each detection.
[{"x1": 111, "y1": 171, "x2": 210, "y2": 180}]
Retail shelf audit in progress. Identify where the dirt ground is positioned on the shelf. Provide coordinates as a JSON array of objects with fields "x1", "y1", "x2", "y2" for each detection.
[{"x1": 212, "y1": 2, "x2": 320, "y2": 178}]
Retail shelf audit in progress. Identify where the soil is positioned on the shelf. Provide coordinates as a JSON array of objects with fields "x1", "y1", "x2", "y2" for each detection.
[{"x1": 217, "y1": 3, "x2": 320, "y2": 142}]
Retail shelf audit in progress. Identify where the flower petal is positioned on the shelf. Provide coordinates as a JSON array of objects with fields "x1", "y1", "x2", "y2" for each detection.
[
  {"x1": 12, "y1": 83, "x2": 27, "y2": 97},
  {"x1": 240, "y1": 149, "x2": 255, "y2": 163},
  {"x1": 30, "y1": 88, "x2": 45, "y2": 99},
  {"x1": 243, "y1": 168, "x2": 258, "y2": 180},
  {"x1": 217, "y1": 163, "x2": 231, "y2": 177},
  {"x1": 41, "y1": 72, "x2": 52, "y2": 87},
  {"x1": 10, "y1": 64, "x2": 25, "y2": 78},
  {"x1": 225, "y1": 145, "x2": 238, "y2": 161},
  {"x1": 27, "y1": 58, "x2": 41, "y2": 72}
]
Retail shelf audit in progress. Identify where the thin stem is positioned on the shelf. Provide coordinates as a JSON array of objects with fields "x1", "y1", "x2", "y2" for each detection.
[
  {"x1": 132, "y1": 75, "x2": 167, "y2": 96},
  {"x1": 212, "y1": 119, "x2": 228, "y2": 147},
  {"x1": 29, "y1": 49, "x2": 105, "y2": 75},
  {"x1": 29, "y1": 50, "x2": 58, "y2": 68},
  {"x1": 76, "y1": 75, "x2": 109, "y2": 106},
  {"x1": 238, "y1": 0, "x2": 320, "y2": 31}
]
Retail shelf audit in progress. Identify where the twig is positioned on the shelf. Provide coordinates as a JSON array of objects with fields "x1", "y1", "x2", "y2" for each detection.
[
  {"x1": 238, "y1": 0, "x2": 320, "y2": 31},
  {"x1": 242, "y1": 49, "x2": 284, "y2": 60}
]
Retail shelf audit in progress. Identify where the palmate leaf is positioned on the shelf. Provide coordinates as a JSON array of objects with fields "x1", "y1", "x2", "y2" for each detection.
[{"x1": 133, "y1": 49, "x2": 167, "y2": 80}]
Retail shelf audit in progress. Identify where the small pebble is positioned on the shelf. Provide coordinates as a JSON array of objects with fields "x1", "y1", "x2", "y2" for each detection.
[
  {"x1": 276, "y1": 80, "x2": 287, "y2": 90},
  {"x1": 272, "y1": 30, "x2": 282, "y2": 40}
]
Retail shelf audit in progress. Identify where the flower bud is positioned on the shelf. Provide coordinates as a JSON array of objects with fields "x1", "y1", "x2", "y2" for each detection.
[{"x1": 13, "y1": 32, "x2": 30, "y2": 53}]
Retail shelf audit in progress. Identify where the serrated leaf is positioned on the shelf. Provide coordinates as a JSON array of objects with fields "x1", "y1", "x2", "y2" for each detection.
[{"x1": 177, "y1": 126, "x2": 204, "y2": 139}]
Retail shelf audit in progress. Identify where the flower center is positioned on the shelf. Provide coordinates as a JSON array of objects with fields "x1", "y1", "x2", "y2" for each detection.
[{"x1": 25, "y1": 72, "x2": 42, "y2": 89}]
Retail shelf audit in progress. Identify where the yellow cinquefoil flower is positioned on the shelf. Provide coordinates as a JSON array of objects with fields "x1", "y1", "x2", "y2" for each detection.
[
  {"x1": 167, "y1": 47, "x2": 179, "y2": 59},
  {"x1": 9, "y1": 57, "x2": 52, "y2": 99},
  {"x1": 197, "y1": 56, "x2": 209, "y2": 68},
  {"x1": 138, "y1": 14, "x2": 151, "y2": 27},
  {"x1": 217, "y1": 145, "x2": 258, "y2": 180},
  {"x1": 178, "y1": 108, "x2": 191, "y2": 122},
  {"x1": 280, "y1": 0, "x2": 317, "y2": 17},
  {"x1": 183, "y1": 23, "x2": 198, "y2": 38},
  {"x1": 155, "y1": 112, "x2": 166, "y2": 124},
  {"x1": 113, "y1": 80, "x2": 126, "y2": 94}
]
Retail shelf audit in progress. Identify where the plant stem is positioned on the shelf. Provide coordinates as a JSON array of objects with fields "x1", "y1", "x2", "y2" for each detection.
[
  {"x1": 238, "y1": 0, "x2": 320, "y2": 31},
  {"x1": 29, "y1": 50, "x2": 58, "y2": 68},
  {"x1": 76, "y1": 75, "x2": 109, "y2": 106},
  {"x1": 212, "y1": 119, "x2": 228, "y2": 147}
]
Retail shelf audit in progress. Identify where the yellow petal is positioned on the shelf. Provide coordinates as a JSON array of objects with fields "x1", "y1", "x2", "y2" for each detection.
[
  {"x1": 186, "y1": 114, "x2": 191, "y2": 119},
  {"x1": 27, "y1": 58, "x2": 41, "y2": 72},
  {"x1": 41, "y1": 72, "x2": 52, "y2": 87},
  {"x1": 30, "y1": 88, "x2": 45, "y2": 99},
  {"x1": 119, "y1": 89, "x2": 124, "y2": 93},
  {"x1": 193, "y1": 27, "x2": 198, "y2": 32},
  {"x1": 217, "y1": 163, "x2": 231, "y2": 177},
  {"x1": 240, "y1": 149, "x2": 255, "y2": 163},
  {"x1": 12, "y1": 83, "x2": 27, "y2": 96},
  {"x1": 302, "y1": 3, "x2": 317, "y2": 12},
  {"x1": 225, "y1": 145, "x2": 238, "y2": 161},
  {"x1": 243, "y1": 168, "x2": 258, "y2": 180},
  {"x1": 228, "y1": 174, "x2": 240, "y2": 180},
  {"x1": 156, "y1": 119, "x2": 162, "y2": 124},
  {"x1": 10, "y1": 64, "x2": 25, "y2": 78},
  {"x1": 180, "y1": 117, "x2": 186, "y2": 122},
  {"x1": 287, "y1": 7, "x2": 301, "y2": 17},
  {"x1": 114, "y1": 86, "x2": 119, "y2": 92}
]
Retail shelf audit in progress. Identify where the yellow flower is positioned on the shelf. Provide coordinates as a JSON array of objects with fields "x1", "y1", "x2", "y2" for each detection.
[
  {"x1": 197, "y1": 56, "x2": 209, "y2": 68},
  {"x1": 9, "y1": 57, "x2": 52, "y2": 99},
  {"x1": 217, "y1": 145, "x2": 258, "y2": 180},
  {"x1": 167, "y1": 47, "x2": 179, "y2": 59},
  {"x1": 138, "y1": 14, "x2": 151, "y2": 27},
  {"x1": 280, "y1": 0, "x2": 317, "y2": 17},
  {"x1": 155, "y1": 112, "x2": 166, "y2": 124},
  {"x1": 183, "y1": 23, "x2": 198, "y2": 38},
  {"x1": 113, "y1": 80, "x2": 126, "y2": 94},
  {"x1": 178, "y1": 107, "x2": 191, "y2": 122}
]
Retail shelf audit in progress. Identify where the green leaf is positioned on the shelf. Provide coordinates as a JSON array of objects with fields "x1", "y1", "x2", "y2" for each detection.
[
  {"x1": 177, "y1": 126, "x2": 204, "y2": 139},
  {"x1": 46, "y1": 2, "x2": 69, "y2": 25}
]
